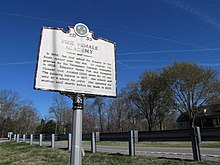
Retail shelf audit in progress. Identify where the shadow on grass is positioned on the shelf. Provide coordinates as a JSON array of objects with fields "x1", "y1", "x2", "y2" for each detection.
[
  {"x1": 108, "y1": 152, "x2": 130, "y2": 157},
  {"x1": 59, "y1": 147, "x2": 69, "y2": 150},
  {"x1": 158, "y1": 156, "x2": 193, "y2": 162}
]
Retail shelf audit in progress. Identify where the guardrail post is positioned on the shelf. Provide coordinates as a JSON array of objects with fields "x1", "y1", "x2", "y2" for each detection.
[
  {"x1": 52, "y1": 134, "x2": 55, "y2": 148},
  {"x1": 91, "y1": 132, "x2": 96, "y2": 153},
  {"x1": 134, "y1": 130, "x2": 138, "y2": 143},
  {"x1": 95, "y1": 132, "x2": 100, "y2": 142},
  {"x1": 129, "y1": 130, "x2": 135, "y2": 156},
  {"x1": 17, "y1": 134, "x2": 20, "y2": 143},
  {"x1": 30, "y1": 134, "x2": 33, "y2": 145},
  {"x1": 23, "y1": 134, "x2": 26, "y2": 142},
  {"x1": 39, "y1": 134, "x2": 43, "y2": 146},
  {"x1": 9, "y1": 133, "x2": 12, "y2": 140},
  {"x1": 68, "y1": 133, "x2": 71, "y2": 151},
  {"x1": 14, "y1": 134, "x2": 16, "y2": 142},
  {"x1": 191, "y1": 127, "x2": 201, "y2": 161},
  {"x1": 196, "y1": 127, "x2": 201, "y2": 143}
]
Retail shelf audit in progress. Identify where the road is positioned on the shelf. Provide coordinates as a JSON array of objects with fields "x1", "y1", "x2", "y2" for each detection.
[{"x1": 84, "y1": 145, "x2": 220, "y2": 162}]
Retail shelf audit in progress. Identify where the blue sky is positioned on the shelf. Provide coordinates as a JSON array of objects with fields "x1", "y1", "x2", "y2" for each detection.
[{"x1": 1, "y1": 0, "x2": 220, "y2": 117}]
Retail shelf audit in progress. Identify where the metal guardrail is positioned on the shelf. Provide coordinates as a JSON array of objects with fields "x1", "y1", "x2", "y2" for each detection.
[
  {"x1": 100, "y1": 132, "x2": 129, "y2": 141},
  {"x1": 138, "y1": 129, "x2": 191, "y2": 142},
  {"x1": 0, "y1": 138, "x2": 8, "y2": 140},
  {"x1": 81, "y1": 127, "x2": 220, "y2": 142},
  {"x1": 29, "y1": 128, "x2": 220, "y2": 142},
  {"x1": 201, "y1": 127, "x2": 220, "y2": 141},
  {"x1": 10, "y1": 127, "x2": 220, "y2": 142},
  {"x1": 10, "y1": 127, "x2": 220, "y2": 161},
  {"x1": 82, "y1": 133, "x2": 91, "y2": 141}
]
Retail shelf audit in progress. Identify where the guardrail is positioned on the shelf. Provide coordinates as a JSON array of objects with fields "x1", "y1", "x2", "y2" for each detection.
[
  {"x1": 201, "y1": 127, "x2": 220, "y2": 141},
  {"x1": 10, "y1": 127, "x2": 220, "y2": 161}
]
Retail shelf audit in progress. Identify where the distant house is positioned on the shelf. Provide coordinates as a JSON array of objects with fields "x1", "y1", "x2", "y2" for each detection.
[{"x1": 177, "y1": 104, "x2": 220, "y2": 129}]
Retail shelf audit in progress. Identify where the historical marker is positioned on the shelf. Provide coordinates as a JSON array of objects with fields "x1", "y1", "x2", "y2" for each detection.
[
  {"x1": 34, "y1": 23, "x2": 116, "y2": 165},
  {"x1": 34, "y1": 23, "x2": 116, "y2": 97}
]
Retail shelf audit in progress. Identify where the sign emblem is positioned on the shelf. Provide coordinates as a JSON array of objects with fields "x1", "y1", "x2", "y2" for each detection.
[{"x1": 74, "y1": 23, "x2": 89, "y2": 37}]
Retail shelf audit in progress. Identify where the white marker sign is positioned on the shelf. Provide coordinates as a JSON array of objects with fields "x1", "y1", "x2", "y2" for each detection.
[{"x1": 34, "y1": 23, "x2": 116, "y2": 97}]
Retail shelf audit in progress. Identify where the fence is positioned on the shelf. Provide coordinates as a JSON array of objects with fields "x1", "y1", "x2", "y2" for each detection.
[{"x1": 10, "y1": 127, "x2": 220, "y2": 161}]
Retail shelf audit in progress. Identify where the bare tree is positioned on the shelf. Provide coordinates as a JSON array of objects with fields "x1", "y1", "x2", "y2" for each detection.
[
  {"x1": 83, "y1": 103, "x2": 97, "y2": 133},
  {"x1": 92, "y1": 97, "x2": 106, "y2": 132},
  {"x1": 0, "y1": 90, "x2": 20, "y2": 137},
  {"x1": 49, "y1": 94, "x2": 71, "y2": 134},
  {"x1": 15, "y1": 99, "x2": 39, "y2": 134},
  {"x1": 108, "y1": 89, "x2": 137, "y2": 132},
  {"x1": 0, "y1": 89, "x2": 40, "y2": 137},
  {"x1": 162, "y1": 62, "x2": 220, "y2": 128}
]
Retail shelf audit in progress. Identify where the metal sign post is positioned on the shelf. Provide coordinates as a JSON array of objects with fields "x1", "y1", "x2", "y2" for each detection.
[{"x1": 66, "y1": 94, "x2": 84, "y2": 165}]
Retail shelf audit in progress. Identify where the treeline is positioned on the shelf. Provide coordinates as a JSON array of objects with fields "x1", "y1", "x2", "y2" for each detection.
[
  {"x1": 0, "y1": 90, "x2": 39, "y2": 137},
  {"x1": 1, "y1": 62, "x2": 220, "y2": 137},
  {"x1": 83, "y1": 62, "x2": 220, "y2": 132}
]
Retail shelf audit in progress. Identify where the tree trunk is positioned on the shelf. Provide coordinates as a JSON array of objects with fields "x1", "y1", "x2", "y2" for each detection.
[
  {"x1": 148, "y1": 120, "x2": 152, "y2": 131},
  {"x1": 159, "y1": 120, "x2": 163, "y2": 131}
]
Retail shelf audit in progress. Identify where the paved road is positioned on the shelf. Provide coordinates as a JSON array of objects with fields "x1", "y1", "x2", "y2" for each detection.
[{"x1": 84, "y1": 145, "x2": 220, "y2": 162}]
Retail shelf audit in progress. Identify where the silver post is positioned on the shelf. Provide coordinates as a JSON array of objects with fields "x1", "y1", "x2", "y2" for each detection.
[
  {"x1": 91, "y1": 132, "x2": 96, "y2": 153},
  {"x1": 23, "y1": 134, "x2": 26, "y2": 142},
  {"x1": 52, "y1": 134, "x2": 55, "y2": 148},
  {"x1": 17, "y1": 134, "x2": 20, "y2": 143},
  {"x1": 95, "y1": 132, "x2": 100, "y2": 142},
  {"x1": 129, "y1": 130, "x2": 135, "y2": 156},
  {"x1": 14, "y1": 134, "x2": 16, "y2": 142},
  {"x1": 68, "y1": 133, "x2": 72, "y2": 151},
  {"x1": 70, "y1": 94, "x2": 84, "y2": 165},
  {"x1": 39, "y1": 134, "x2": 43, "y2": 146},
  {"x1": 30, "y1": 134, "x2": 33, "y2": 145},
  {"x1": 191, "y1": 127, "x2": 201, "y2": 161},
  {"x1": 9, "y1": 133, "x2": 12, "y2": 140}
]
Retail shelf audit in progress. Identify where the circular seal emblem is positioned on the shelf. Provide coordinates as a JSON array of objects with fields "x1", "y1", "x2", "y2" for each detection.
[{"x1": 74, "y1": 23, "x2": 89, "y2": 37}]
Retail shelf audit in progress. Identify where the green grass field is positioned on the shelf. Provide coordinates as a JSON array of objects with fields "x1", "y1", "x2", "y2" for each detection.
[{"x1": 0, "y1": 142, "x2": 219, "y2": 165}]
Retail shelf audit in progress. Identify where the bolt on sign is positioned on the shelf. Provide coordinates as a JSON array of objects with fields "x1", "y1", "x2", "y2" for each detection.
[{"x1": 34, "y1": 23, "x2": 116, "y2": 97}]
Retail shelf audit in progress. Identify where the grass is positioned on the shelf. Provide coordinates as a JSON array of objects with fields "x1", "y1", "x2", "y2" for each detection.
[
  {"x1": 0, "y1": 142, "x2": 219, "y2": 165},
  {"x1": 82, "y1": 141, "x2": 220, "y2": 148},
  {"x1": 0, "y1": 142, "x2": 69, "y2": 165}
]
